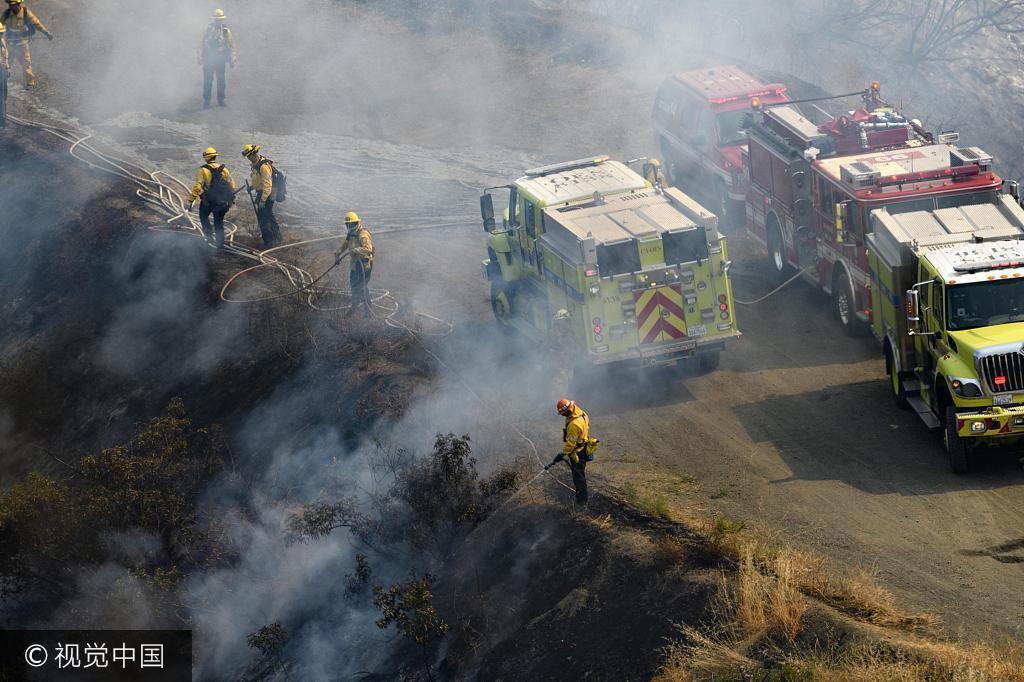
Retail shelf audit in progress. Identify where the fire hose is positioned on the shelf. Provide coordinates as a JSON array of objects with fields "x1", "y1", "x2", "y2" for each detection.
[
  {"x1": 8, "y1": 111, "x2": 573, "y2": 496},
  {"x1": 732, "y1": 267, "x2": 810, "y2": 306}
]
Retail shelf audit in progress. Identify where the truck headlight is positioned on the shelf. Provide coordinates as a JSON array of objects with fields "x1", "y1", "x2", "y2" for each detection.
[
  {"x1": 970, "y1": 420, "x2": 987, "y2": 433},
  {"x1": 950, "y1": 377, "x2": 983, "y2": 398}
]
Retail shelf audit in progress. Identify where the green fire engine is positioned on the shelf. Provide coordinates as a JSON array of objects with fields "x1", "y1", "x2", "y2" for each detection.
[
  {"x1": 868, "y1": 192, "x2": 1024, "y2": 471},
  {"x1": 479, "y1": 156, "x2": 739, "y2": 369}
]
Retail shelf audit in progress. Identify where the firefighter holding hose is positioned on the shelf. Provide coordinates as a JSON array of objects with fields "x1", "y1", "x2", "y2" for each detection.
[
  {"x1": 334, "y1": 212, "x2": 374, "y2": 317},
  {"x1": 2, "y1": 0, "x2": 52, "y2": 88},
  {"x1": 545, "y1": 399, "x2": 597, "y2": 508}
]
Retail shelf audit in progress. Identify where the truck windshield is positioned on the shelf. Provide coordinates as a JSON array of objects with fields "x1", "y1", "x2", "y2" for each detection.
[
  {"x1": 716, "y1": 109, "x2": 749, "y2": 146},
  {"x1": 948, "y1": 278, "x2": 1024, "y2": 330}
]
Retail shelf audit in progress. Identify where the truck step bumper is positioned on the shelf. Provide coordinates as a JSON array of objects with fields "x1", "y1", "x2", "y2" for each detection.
[{"x1": 955, "y1": 405, "x2": 1024, "y2": 439}]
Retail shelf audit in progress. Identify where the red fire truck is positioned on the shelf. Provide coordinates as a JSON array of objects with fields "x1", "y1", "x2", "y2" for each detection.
[
  {"x1": 744, "y1": 83, "x2": 1012, "y2": 335},
  {"x1": 653, "y1": 66, "x2": 790, "y2": 228}
]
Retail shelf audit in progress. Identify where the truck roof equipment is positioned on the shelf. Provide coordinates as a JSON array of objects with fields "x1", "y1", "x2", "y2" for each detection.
[{"x1": 870, "y1": 195, "x2": 1024, "y2": 282}]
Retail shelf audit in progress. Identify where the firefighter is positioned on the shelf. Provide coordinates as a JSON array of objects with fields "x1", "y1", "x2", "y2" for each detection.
[
  {"x1": 548, "y1": 309, "x2": 576, "y2": 402},
  {"x1": 198, "y1": 8, "x2": 237, "y2": 108},
  {"x1": 241, "y1": 143, "x2": 282, "y2": 247},
  {"x1": 545, "y1": 399, "x2": 591, "y2": 507},
  {"x1": 1, "y1": 21, "x2": 8, "y2": 128},
  {"x1": 643, "y1": 158, "x2": 668, "y2": 190},
  {"x1": 1, "y1": 0, "x2": 53, "y2": 88},
  {"x1": 334, "y1": 212, "x2": 374, "y2": 317},
  {"x1": 187, "y1": 147, "x2": 237, "y2": 248}
]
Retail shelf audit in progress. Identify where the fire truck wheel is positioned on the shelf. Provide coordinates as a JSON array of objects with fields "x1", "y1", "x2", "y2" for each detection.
[
  {"x1": 489, "y1": 281, "x2": 514, "y2": 329},
  {"x1": 697, "y1": 350, "x2": 720, "y2": 373},
  {"x1": 833, "y1": 276, "x2": 865, "y2": 337},
  {"x1": 766, "y1": 223, "x2": 789, "y2": 283},
  {"x1": 885, "y1": 346, "x2": 909, "y2": 409},
  {"x1": 944, "y1": 406, "x2": 971, "y2": 474}
]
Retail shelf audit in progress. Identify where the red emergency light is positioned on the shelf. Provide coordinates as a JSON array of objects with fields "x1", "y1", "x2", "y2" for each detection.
[{"x1": 995, "y1": 375, "x2": 1008, "y2": 386}]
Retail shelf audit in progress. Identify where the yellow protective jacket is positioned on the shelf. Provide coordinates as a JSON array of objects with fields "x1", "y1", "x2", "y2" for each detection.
[
  {"x1": 189, "y1": 162, "x2": 237, "y2": 203},
  {"x1": 1, "y1": 6, "x2": 49, "y2": 43},
  {"x1": 200, "y1": 23, "x2": 237, "y2": 63},
  {"x1": 338, "y1": 225, "x2": 374, "y2": 271},
  {"x1": 248, "y1": 157, "x2": 276, "y2": 205},
  {"x1": 562, "y1": 404, "x2": 590, "y2": 463}
]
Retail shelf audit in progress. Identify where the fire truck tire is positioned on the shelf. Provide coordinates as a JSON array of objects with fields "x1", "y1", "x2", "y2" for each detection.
[
  {"x1": 833, "y1": 276, "x2": 865, "y2": 337},
  {"x1": 490, "y1": 281, "x2": 514, "y2": 329},
  {"x1": 944, "y1": 406, "x2": 970, "y2": 474},
  {"x1": 766, "y1": 223, "x2": 789, "y2": 284},
  {"x1": 885, "y1": 346, "x2": 909, "y2": 409},
  {"x1": 698, "y1": 350, "x2": 720, "y2": 372}
]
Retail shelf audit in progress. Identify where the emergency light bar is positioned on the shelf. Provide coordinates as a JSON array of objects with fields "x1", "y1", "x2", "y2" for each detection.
[
  {"x1": 708, "y1": 86, "x2": 787, "y2": 105},
  {"x1": 525, "y1": 156, "x2": 609, "y2": 177},
  {"x1": 874, "y1": 164, "x2": 981, "y2": 188},
  {"x1": 952, "y1": 259, "x2": 1024, "y2": 274}
]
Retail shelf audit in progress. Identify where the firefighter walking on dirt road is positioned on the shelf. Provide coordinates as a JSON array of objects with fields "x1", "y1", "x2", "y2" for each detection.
[
  {"x1": 546, "y1": 399, "x2": 593, "y2": 507},
  {"x1": 334, "y1": 212, "x2": 374, "y2": 317},
  {"x1": 1, "y1": 22, "x2": 9, "y2": 128},
  {"x1": 242, "y1": 143, "x2": 283, "y2": 248},
  {"x1": 2, "y1": 0, "x2": 53, "y2": 88},
  {"x1": 187, "y1": 147, "x2": 237, "y2": 248},
  {"x1": 199, "y1": 8, "x2": 237, "y2": 108}
]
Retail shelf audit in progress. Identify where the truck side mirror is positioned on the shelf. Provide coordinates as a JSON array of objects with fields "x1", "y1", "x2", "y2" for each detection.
[
  {"x1": 1003, "y1": 179, "x2": 1020, "y2": 202},
  {"x1": 906, "y1": 288, "x2": 920, "y2": 331},
  {"x1": 480, "y1": 193, "x2": 495, "y2": 232}
]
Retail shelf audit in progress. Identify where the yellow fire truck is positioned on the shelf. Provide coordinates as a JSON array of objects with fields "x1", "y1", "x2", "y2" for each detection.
[{"x1": 479, "y1": 156, "x2": 739, "y2": 369}]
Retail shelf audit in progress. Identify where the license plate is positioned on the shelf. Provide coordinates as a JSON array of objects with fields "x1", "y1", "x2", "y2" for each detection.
[
  {"x1": 994, "y1": 394, "x2": 1014, "y2": 405},
  {"x1": 687, "y1": 324, "x2": 707, "y2": 337}
]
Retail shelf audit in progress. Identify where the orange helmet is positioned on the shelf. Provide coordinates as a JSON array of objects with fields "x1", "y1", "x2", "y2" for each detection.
[{"x1": 556, "y1": 399, "x2": 574, "y2": 416}]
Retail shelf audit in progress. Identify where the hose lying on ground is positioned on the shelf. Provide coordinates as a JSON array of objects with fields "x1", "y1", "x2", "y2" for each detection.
[{"x1": 9, "y1": 111, "x2": 571, "y2": 495}]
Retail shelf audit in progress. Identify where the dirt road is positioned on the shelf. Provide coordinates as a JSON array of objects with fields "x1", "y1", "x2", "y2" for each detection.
[{"x1": 11, "y1": 0, "x2": 1024, "y2": 643}]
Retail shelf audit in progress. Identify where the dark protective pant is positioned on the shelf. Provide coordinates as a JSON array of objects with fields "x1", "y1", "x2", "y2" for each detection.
[
  {"x1": 256, "y1": 199, "x2": 282, "y2": 247},
  {"x1": 569, "y1": 457, "x2": 588, "y2": 505},
  {"x1": 202, "y1": 58, "x2": 227, "y2": 105},
  {"x1": 199, "y1": 202, "x2": 227, "y2": 247},
  {"x1": 349, "y1": 262, "x2": 373, "y2": 314}
]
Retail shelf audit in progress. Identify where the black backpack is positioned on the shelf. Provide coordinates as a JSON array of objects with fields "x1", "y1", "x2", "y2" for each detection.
[
  {"x1": 203, "y1": 164, "x2": 235, "y2": 211},
  {"x1": 257, "y1": 158, "x2": 288, "y2": 203}
]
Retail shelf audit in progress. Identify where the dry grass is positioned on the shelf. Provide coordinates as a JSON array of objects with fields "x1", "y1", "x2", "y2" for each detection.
[
  {"x1": 718, "y1": 547, "x2": 809, "y2": 643},
  {"x1": 791, "y1": 552, "x2": 934, "y2": 629}
]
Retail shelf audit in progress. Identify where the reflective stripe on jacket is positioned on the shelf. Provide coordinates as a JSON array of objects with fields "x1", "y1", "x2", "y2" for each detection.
[
  {"x1": 562, "y1": 405, "x2": 589, "y2": 463},
  {"x1": 189, "y1": 163, "x2": 236, "y2": 203}
]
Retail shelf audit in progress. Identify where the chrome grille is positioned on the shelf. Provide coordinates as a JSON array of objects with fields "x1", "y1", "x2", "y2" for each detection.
[{"x1": 979, "y1": 352, "x2": 1024, "y2": 393}]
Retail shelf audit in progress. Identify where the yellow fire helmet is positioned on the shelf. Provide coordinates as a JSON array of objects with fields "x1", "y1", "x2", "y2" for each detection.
[
  {"x1": 344, "y1": 211, "x2": 360, "y2": 225},
  {"x1": 241, "y1": 144, "x2": 260, "y2": 157},
  {"x1": 202, "y1": 147, "x2": 217, "y2": 160},
  {"x1": 212, "y1": 8, "x2": 226, "y2": 20},
  {"x1": 553, "y1": 308, "x2": 570, "y2": 321},
  {"x1": 6, "y1": 0, "x2": 22, "y2": 6}
]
